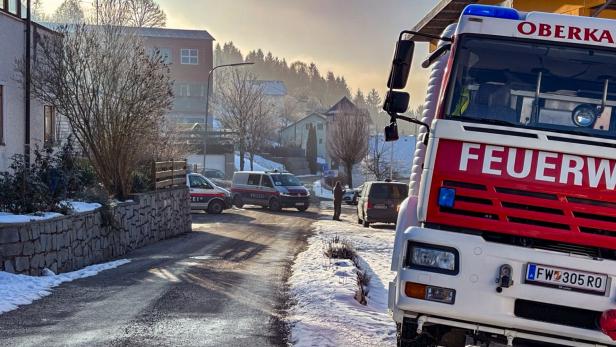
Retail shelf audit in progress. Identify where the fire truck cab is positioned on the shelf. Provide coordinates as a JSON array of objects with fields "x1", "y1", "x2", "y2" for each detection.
[{"x1": 387, "y1": 5, "x2": 616, "y2": 347}]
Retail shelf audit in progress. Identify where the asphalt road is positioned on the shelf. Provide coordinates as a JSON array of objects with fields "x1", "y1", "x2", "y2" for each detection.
[{"x1": 0, "y1": 206, "x2": 318, "y2": 347}]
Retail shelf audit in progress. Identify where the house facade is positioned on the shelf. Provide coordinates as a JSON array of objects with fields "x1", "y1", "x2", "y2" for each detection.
[
  {"x1": 280, "y1": 113, "x2": 328, "y2": 161},
  {"x1": 0, "y1": 3, "x2": 57, "y2": 172},
  {"x1": 139, "y1": 27, "x2": 215, "y2": 126}
]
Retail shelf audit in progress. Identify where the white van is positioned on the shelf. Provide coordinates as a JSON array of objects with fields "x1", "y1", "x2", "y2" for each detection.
[
  {"x1": 231, "y1": 171, "x2": 310, "y2": 211},
  {"x1": 186, "y1": 173, "x2": 231, "y2": 214}
]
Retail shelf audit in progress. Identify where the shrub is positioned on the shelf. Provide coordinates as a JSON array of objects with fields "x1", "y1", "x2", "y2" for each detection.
[
  {"x1": 324, "y1": 236, "x2": 356, "y2": 260},
  {"x1": 0, "y1": 138, "x2": 97, "y2": 214}
]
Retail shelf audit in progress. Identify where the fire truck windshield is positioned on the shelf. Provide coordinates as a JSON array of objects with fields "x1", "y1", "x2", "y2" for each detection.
[{"x1": 444, "y1": 35, "x2": 616, "y2": 140}]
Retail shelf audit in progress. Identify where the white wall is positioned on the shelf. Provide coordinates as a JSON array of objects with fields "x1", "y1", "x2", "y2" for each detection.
[
  {"x1": 0, "y1": 13, "x2": 46, "y2": 172},
  {"x1": 187, "y1": 154, "x2": 226, "y2": 173}
]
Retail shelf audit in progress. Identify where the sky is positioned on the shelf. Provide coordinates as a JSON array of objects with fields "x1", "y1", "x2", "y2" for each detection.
[{"x1": 41, "y1": 0, "x2": 440, "y2": 108}]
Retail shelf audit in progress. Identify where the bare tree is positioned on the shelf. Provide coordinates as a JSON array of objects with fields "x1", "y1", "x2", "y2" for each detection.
[
  {"x1": 125, "y1": 0, "x2": 167, "y2": 27},
  {"x1": 327, "y1": 110, "x2": 370, "y2": 187},
  {"x1": 25, "y1": 19, "x2": 173, "y2": 199},
  {"x1": 32, "y1": 0, "x2": 49, "y2": 22},
  {"x1": 362, "y1": 139, "x2": 391, "y2": 181},
  {"x1": 215, "y1": 69, "x2": 265, "y2": 171},
  {"x1": 247, "y1": 102, "x2": 275, "y2": 170},
  {"x1": 52, "y1": 0, "x2": 85, "y2": 24}
]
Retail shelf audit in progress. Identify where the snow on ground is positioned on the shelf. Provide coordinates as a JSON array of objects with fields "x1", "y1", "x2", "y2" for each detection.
[
  {"x1": 313, "y1": 180, "x2": 333, "y2": 200},
  {"x1": 288, "y1": 217, "x2": 396, "y2": 346},
  {"x1": 0, "y1": 259, "x2": 130, "y2": 315},
  {"x1": 234, "y1": 152, "x2": 285, "y2": 171},
  {"x1": 0, "y1": 201, "x2": 102, "y2": 224}
]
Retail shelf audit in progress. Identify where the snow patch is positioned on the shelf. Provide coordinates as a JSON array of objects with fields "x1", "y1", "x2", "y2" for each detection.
[
  {"x1": 0, "y1": 201, "x2": 102, "y2": 224},
  {"x1": 64, "y1": 201, "x2": 102, "y2": 213},
  {"x1": 288, "y1": 220, "x2": 396, "y2": 346},
  {"x1": 0, "y1": 259, "x2": 130, "y2": 315},
  {"x1": 234, "y1": 152, "x2": 285, "y2": 171},
  {"x1": 0, "y1": 212, "x2": 64, "y2": 224}
]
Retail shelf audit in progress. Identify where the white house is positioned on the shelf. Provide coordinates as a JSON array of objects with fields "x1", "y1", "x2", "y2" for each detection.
[{"x1": 0, "y1": 4, "x2": 57, "y2": 171}]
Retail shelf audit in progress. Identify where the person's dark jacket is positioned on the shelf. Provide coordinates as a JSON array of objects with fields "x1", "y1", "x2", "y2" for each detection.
[{"x1": 334, "y1": 184, "x2": 344, "y2": 202}]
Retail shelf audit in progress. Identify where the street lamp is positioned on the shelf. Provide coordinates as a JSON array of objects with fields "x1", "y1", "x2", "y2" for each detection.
[{"x1": 203, "y1": 62, "x2": 254, "y2": 172}]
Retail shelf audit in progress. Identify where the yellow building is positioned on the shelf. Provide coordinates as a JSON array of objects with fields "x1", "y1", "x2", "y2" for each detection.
[{"x1": 415, "y1": 0, "x2": 616, "y2": 49}]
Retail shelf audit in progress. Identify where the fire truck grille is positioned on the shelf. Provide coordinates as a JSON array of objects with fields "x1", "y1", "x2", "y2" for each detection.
[
  {"x1": 430, "y1": 179, "x2": 616, "y2": 251},
  {"x1": 514, "y1": 299, "x2": 601, "y2": 331}
]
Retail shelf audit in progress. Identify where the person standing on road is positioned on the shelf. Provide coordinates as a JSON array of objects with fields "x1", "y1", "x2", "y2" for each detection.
[{"x1": 333, "y1": 181, "x2": 343, "y2": 221}]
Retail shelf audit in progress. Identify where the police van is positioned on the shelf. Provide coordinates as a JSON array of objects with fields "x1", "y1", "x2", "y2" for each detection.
[
  {"x1": 231, "y1": 171, "x2": 310, "y2": 211},
  {"x1": 187, "y1": 173, "x2": 231, "y2": 214}
]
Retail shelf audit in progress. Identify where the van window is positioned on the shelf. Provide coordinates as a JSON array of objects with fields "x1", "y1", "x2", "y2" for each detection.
[
  {"x1": 370, "y1": 184, "x2": 408, "y2": 199},
  {"x1": 261, "y1": 176, "x2": 274, "y2": 188},
  {"x1": 189, "y1": 175, "x2": 213, "y2": 189},
  {"x1": 247, "y1": 174, "x2": 261, "y2": 186},
  {"x1": 270, "y1": 174, "x2": 302, "y2": 186}
]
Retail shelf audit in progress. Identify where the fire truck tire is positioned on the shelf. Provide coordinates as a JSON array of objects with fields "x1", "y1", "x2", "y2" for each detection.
[{"x1": 207, "y1": 200, "x2": 224, "y2": 214}]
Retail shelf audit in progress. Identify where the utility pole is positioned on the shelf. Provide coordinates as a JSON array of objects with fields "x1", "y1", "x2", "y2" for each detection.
[{"x1": 203, "y1": 62, "x2": 253, "y2": 171}]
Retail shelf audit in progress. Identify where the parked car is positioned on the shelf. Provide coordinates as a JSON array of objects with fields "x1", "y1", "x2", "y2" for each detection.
[
  {"x1": 231, "y1": 171, "x2": 310, "y2": 211},
  {"x1": 201, "y1": 168, "x2": 232, "y2": 188},
  {"x1": 357, "y1": 181, "x2": 408, "y2": 227},
  {"x1": 343, "y1": 184, "x2": 363, "y2": 205},
  {"x1": 187, "y1": 173, "x2": 232, "y2": 214}
]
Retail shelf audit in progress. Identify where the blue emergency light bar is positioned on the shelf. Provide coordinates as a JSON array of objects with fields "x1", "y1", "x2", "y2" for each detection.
[{"x1": 462, "y1": 4, "x2": 520, "y2": 20}]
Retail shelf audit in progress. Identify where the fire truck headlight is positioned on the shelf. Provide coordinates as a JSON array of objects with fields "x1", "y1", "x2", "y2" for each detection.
[
  {"x1": 409, "y1": 243, "x2": 459, "y2": 274},
  {"x1": 572, "y1": 104, "x2": 597, "y2": 128},
  {"x1": 438, "y1": 187, "x2": 456, "y2": 208}
]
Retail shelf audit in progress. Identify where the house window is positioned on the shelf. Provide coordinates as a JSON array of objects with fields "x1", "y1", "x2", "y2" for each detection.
[
  {"x1": 44, "y1": 105, "x2": 56, "y2": 145},
  {"x1": 149, "y1": 47, "x2": 172, "y2": 64},
  {"x1": 305, "y1": 123, "x2": 310, "y2": 130},
  {"x1": 178, "y1": 84, "x2": 190, "y2": 97},
  {"x1": 317, "y1": 123, "x2": 323, "y2": 130},
  {"x1": 0, "y1": 86, "x2": 3, "y2": 144},
  {"x1": 154, "y1": 47, "x2": 172, "y2": 64},
  {"x1": 319, "y1": 138, "x2": 323, "y2": 144},
  {"x1": 181, "y1": 49, "x2": 199, "y2": 65}
]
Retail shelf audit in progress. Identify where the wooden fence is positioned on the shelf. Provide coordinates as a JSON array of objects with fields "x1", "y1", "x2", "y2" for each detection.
[{"x1": 152, "y1": 160, "x2": 187, "y2": 190}]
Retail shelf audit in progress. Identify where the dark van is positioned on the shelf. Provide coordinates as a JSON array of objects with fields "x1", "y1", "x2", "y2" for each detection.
[
  {"x1": 357, "y1": 181, "x2": 408, "y2": 227},
  {"x1": 231, "y1": 171, "x2": 310, "y2": 211}
]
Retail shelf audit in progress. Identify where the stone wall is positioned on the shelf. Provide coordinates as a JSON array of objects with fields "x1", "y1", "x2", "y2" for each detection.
[{"x1": 0, "y1": 187, "x2": 191, "y2": 275}]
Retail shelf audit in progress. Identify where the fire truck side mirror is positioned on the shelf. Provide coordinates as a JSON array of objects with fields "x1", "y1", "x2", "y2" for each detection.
[
  {"x1": 387, "y1": 39, "x2": 415, "y2": 89},
  {"x1": 384, "y1": 123, "x2": 399, "y2": 142},
  {"x1": 383, "y1": 90, "x2": 409, "y2": 114}
]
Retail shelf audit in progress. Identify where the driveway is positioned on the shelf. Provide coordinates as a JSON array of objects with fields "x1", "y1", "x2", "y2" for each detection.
[{"x1": 0, "y1": 207, "x2": 318, "y2": 347}]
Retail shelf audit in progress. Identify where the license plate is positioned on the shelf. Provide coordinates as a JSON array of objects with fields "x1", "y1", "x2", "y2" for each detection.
[
  {"x1": 295, "y1": 202, "x2": 306, "y2": 206},
  {"x1": 374, "y1": 204, "x2": 387, "y2": 209},
  {"x1": 525, "y1": 263, "x2": 608, "y2": 295}
]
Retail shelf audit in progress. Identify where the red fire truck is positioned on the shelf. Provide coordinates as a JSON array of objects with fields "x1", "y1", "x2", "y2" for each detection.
[{"x1": 384, "y1": 4, "x2": 616, "y2": 347}]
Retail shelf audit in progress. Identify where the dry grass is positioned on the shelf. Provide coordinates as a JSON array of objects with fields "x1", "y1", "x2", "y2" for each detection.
[{"x1": 323, "y1": 235, "x2": 371, "y2": 306}]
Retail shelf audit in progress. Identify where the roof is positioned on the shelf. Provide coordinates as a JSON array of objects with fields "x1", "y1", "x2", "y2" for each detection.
[
  {"x1": 325, "y1": 96, "x2": 359, "y2": 116},
  {"x1": 136, "y1": 27, "x2": 214, "y2": 41},
  {"x1": 40, "y1": 23, "x2": 214, "y2": 41},
  {"x1": 280, "y1": 113, "x2": 327, "y2": 132},
  {"x1": 411, "y1": 0, "x2": 476, "y2": 41},
  {"x1": 255, "y1": 80, "x2": 287, "y2": 96}
]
